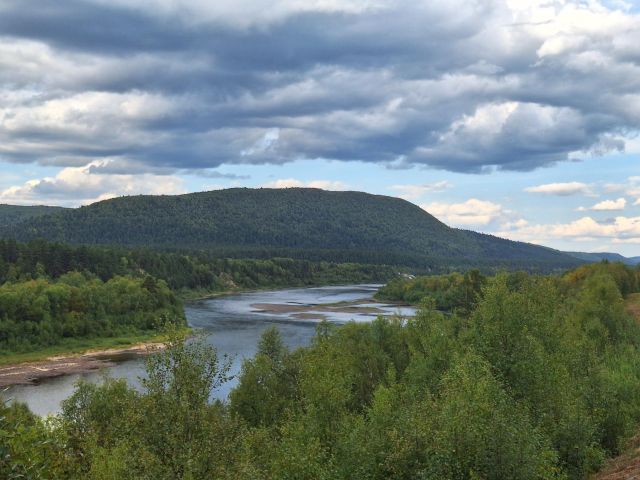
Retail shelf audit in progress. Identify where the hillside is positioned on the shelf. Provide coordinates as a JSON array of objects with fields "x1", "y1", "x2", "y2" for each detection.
[
  {"x1": 1, "y1": 188, "x2": 583, "y2": 272},
  {"x1": 567, "y1": 251, "x2": 640, "y2": 265},
  {"x1": 0, "y1": 204, "x2": 67, "y2": 229}
]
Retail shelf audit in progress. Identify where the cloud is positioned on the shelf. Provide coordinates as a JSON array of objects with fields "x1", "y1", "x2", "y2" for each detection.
[
  {"x1": 0, "y1": 0, "x2": 639, "y2": 177},
  {"x1": 501, "y1": 218, "x2": 529, "y2": 229},
  {"x1": 591, "y1": 197, "x2": 627, "y2": 211},
  {"x1": 421, "y1": 198, "x2": 507, "y2": 226},
  {"x1": 603, "y1": 177, "x2": 640, "y2": 204},
  {"x1": 525, "y1": 182, "x2": 592, "y2": 196},
  {"x1": 0, "y1": 159, "x2": 185, "y2": 207},
  {"x1": 495, "y1": 215, "x2": 640, "y2": 244},
  {"x1": 261, "y1": 178, "x2": 349, "y2": 190},
  {"x1": 187, "y1": 169, "x2": 250, "y2": 180},
  {"x1": 390, "y1": 181, "x2": 452, "y2": 200}
]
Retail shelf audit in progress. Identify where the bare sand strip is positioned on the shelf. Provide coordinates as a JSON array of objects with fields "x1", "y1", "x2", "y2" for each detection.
[
  {"x1": 0, "y1": 342, "x2": 165, "y2": 387},
  {"x1": 250, "y1": 300, "x2": 385, "y2": 316}
]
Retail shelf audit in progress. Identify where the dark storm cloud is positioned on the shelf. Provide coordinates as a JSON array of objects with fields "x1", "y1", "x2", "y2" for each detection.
[
  {"x1": 0, "y1": 0, "x2": 198, "y2": 54},
  {"x1": 1, "y1": 0, "x2": 639, "y2": 174}
]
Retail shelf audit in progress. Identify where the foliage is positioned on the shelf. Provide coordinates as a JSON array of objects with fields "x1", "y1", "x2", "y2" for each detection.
[
  {"x1": 1, "y1": 188, "x2": 582, "y2": 271},
  {"x1": 3, "y1": 263, "x2": 640, "y2": 479},
  {"x1": 0, "y1": 204, "x2": 66, "y2": 230},
  {"x1": 375, "y1": 269, "x2": 486, "y2": 312},
  {"x1": 0, "y1": 238, "x2": 396, "y2": 294},
  {"x1": 0, "y1": 238, "x2": 394, "y2": 355},
  {"x1": 0, "y1": 274, "x2": 184, "y2": 353}
]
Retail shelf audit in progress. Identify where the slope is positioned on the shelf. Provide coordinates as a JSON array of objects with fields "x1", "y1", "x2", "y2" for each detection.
[
  {"x1": 567, "y1": 251, "x2": 640, "y2": 266},
  {"x1": 0, "y1": 204, "x2": 67, "y2": 229},
  {"x1": 1, "y1": 188, "x2": 582, "y2": 271}
]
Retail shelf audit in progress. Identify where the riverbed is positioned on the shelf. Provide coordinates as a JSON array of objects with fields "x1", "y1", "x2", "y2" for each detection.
[{"x1": 1, "y1": 284, "x2": 414, "y2": 416}]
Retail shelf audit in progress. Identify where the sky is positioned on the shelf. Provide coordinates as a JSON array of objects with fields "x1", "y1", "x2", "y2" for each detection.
[{"x1": 1, "y1": 0, "x2": 640, "y2": 255}]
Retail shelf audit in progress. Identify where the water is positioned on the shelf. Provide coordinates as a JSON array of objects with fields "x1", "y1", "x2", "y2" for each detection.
[{"x1": 2, "y1": 284, "x2": 414, "y2": 416}]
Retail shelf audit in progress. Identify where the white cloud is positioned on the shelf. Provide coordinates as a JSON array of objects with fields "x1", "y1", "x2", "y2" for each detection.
[
  {"x1": 421, "y1": 198, "x2": 506, "y2": 226},
  {"x1": 612, "y1": 237, "x2": 640, "y2": 244},
  {"x1": 591, "y1": 197, "x2": 626, "y2": 211},
  {"x1": 494, "y1": 215, "x2": 640, "y2": 244},
  {"x1": 501, "y1": 218, "x2": 529, "y2": 229},
  {"x1": 390, "y1": 181, "x2": 453, "y2": 200},
  {"x1": 603, "y1": 177, "x2": 640, "y2": 205},
  {"x1": 261, "y1": 178, "x2": 349, "y2": 190},
  {"x1": 0, "y1": 159, "x2": 185, "y2": 207},
  {"x1": 524, "y1": 182, "x2": 592, "y2": 196}
]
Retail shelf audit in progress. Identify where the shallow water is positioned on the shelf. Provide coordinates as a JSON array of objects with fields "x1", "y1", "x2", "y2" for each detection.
[{"x1": 2, "y1": 284, "x2": 414, "y2": 416}]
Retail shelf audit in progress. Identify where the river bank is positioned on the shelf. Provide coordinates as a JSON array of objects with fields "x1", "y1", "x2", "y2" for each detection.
[
  {"x1": 2, "y1": 284, "x2": 413, "y2": 415},
  {"x1": 0, "y1": 340, "x2": 167, "y2": 388}
]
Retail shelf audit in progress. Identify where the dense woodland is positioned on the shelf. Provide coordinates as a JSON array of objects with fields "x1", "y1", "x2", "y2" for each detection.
[
  {"x1": 0, "y1": 189, "x2": 583, "y2": 271},
  {"x1": 376, "y1": 270, "x2": 487, "y2": 313},
  {"x1": 3, "y1": 263, "x2": 640, "y2": 479},
  {"x1": 0, "y1": 205, "x2": 66, "y2": 230},
  {"x1": 0, "y1": 239, "x2": 395, "y2": 295},
  {"x1": 0, "y1": 239, "x2": 394, "y2": 355},
  {"x1": 376, "y1": 262, "x2": 640, "y2": 311},
  {"x1": 0, "y1": 274, "x2": 184, "y2": 353}
]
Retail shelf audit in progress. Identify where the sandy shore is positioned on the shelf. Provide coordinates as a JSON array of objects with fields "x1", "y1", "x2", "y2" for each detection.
[
  {"x1": 0, "y1": 342, "x2": 166, "y2": 387},
  {"x1": 250, "y1": 299, "x2": 386, "y2": 317}
]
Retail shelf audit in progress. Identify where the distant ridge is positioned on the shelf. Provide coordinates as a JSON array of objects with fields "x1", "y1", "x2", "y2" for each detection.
[
  {"x1": 0, "y1": 188, "x2": 583, "y2": 272},
  {"x1": 566, "y1": 251, "x2": 640, "y2": 266}
]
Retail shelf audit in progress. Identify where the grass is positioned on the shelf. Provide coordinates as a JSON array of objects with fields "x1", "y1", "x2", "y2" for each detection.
[{"x1": 0, "y1": 327, "x2": 191, "y2": 366}]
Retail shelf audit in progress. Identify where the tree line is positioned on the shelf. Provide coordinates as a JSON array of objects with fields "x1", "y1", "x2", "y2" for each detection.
[
  {"x1": 0, "y1": 239, "x2": 395, "y2": 355},
  {"x1": 377, "y1": 261, "x2": 639, "y2": 311},
  {"x1": 0, "y1": 239, "x2": 396, "y2": 295}
]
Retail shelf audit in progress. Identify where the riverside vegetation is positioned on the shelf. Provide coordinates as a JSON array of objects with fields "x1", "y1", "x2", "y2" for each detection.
[
  {"x1": 0, "y1": 239, "x2": 394, "y2": 361},
  {"x1": 2, "y1": 262, "x2": 640, "y2": 479}
]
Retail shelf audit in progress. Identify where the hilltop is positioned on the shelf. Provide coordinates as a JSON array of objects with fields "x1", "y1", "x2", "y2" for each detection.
[{"x1": 1, "y1": 188, "x2": 582, "y2": 272}]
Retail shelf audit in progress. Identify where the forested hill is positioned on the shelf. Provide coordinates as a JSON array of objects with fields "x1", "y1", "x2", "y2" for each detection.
[
  {"x1": 0, "y1": 204, "x2": 67, "y2": 229},
  {"x1": 566, "y1": 251, "x2": 640, "y2": 265},
  {"x1": 1, "y1": 188, "x2": 582, "y2": 271}
]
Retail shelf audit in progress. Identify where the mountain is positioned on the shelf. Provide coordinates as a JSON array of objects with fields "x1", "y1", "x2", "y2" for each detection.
[
  {"x1": 566, "y1": 251, "x2": 640, "y2": 266},
  {"x1": 0, "y1": 204, "x2": 67, "y2": 229},
  {"x1": 0, "y1": 188, "x2": 583, "y2": 272}
]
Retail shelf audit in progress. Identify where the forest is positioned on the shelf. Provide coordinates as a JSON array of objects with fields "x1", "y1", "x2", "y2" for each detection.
[
  {"x1": 0, "y1": 239, "x2": 394, "y2": 357},
  {"x1": 375, "y1": 269, "x2": 486, "y2": 313},
  {"x1": 3, "y1": 262, "x2": 640, "y2": 479},
  {"x1": 1, "y1": 189, "x2": 582, "y2": 271},
  {"x1": 0, "y1": 239, "x2": 395, "y2": 295},
  {"x1": 0, "y1": 205, "x2": 66, "y2": 230},
  {"x1": 376, "y1": 262, "x2": 640, "y2": 312},
  {"x1": 0, "y1": 273, "x2": 184, "y2": 354}
]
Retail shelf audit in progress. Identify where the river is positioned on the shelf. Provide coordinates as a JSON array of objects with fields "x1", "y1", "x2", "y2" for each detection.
[{"x1": 2, "y1": 284, "x2": 415, "y2": 416}]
